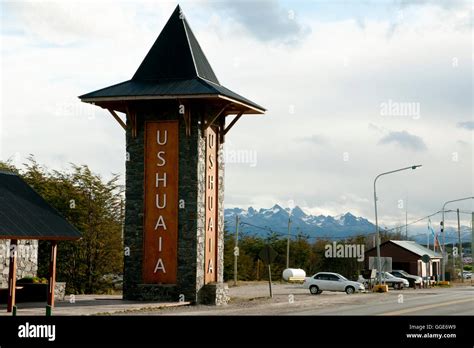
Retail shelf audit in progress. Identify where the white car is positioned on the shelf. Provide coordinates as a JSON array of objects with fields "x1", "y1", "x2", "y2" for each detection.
[
  {"x1": 377, "y1": 272, "x2": 409, "y2": 289},
  {"x1": 458, "y1": 271, "x2": 472, "y2": 279},
  {"x1": 303, "y1": 272, "x2": 365, "y2": 295}
]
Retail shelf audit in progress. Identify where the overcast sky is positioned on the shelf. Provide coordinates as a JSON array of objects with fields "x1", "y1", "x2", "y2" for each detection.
[{"x1": 1, "y1": 0, "x2": 472, "y2": 230}]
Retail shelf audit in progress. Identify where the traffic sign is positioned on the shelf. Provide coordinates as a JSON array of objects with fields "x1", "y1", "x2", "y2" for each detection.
[
  {"x1": 421, "y1": 254, "x2": 430, "y2": 263},
  {"x1": 259, "y1": 245, "x2": 278, "y2": 264}
]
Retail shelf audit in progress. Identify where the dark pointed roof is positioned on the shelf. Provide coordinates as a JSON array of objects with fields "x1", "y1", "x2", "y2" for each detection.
[
  {"x1": 0, "y1": 171, "x2": 81, "y2": 240},
  {"x1": 132, "y1": 5, "x2": 218, "y2": 84},
  {"x1": 79, "y1": 5, "x2": 265, "y2": 114}
]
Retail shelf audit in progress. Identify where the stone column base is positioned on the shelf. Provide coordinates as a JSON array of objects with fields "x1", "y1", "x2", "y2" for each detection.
[
  {"x1": 198, "y1": 283, "x2": 229, "y2": 305},
  {"x1": 134, "y1": 284, "x2": 178, "y2": 301}
]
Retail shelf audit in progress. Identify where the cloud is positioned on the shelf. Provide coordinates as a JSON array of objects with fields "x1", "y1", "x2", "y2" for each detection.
[
  {"x1": 457, "y1": 121, "x2": 474, "y2": 130},
  {"x1": 457, "y1": 140, "x2": 470, "y2": 147},
  {"x1": 398, "y1": 0, "x2": 469, "y2": 11},
  {"x1": 209, "y1": 0, "x2": 309, "y2": 43},
  {"x1": 368, "y1": 123, "x2": 386, "y2": 134},
  {"x1": 298, "y1": 134, "x2": 327, "y2": 145},
  {"x1": 1, "y1": 1, "x2": 471, "y2": 227},
  {"x1": 378, "y1": 131, "x2": 427, "y2": 151}
]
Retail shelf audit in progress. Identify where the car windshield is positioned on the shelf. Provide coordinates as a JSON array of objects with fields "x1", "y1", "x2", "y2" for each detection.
[
  {"x1": 399, "y1": 271, "x2": 409, "y2": 276},
  {"x1": 385, "y1": 272, "x2": 394, "y2": 278},
  {"x1": 338, "y1": 275, "x2": 348, "y2": 281}
]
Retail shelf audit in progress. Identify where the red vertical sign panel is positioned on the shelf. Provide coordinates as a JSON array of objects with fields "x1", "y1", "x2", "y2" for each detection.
[
  {"x1": 143, "y1": 121, "x2": 179, "y2": 284},
  {"x1": 205, "y1": 127, "x2": 218, "y2": 284}
]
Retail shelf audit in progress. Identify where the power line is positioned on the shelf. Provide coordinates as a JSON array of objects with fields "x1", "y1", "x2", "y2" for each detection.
[{"x1": 385, "y1": 209, "x2": 472, "y2": 232}]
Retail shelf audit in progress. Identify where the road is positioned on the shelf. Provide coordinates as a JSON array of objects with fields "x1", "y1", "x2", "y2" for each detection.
[{"x1": 130, "y1": 283, "x2": 474, "y2": 316}]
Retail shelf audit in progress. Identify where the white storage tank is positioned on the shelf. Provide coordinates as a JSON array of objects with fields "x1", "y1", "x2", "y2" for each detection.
[{"x1": 282, "y1": 268, "x2": 306, "y2": 282}]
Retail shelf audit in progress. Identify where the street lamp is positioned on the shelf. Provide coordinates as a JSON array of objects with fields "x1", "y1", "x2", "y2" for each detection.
[
  {"x1": 440, "y1": 196, "x2": 474, "y2": 281},
  {"x1": 374, "y1": 165, "x2": 422, "y2": 285}
]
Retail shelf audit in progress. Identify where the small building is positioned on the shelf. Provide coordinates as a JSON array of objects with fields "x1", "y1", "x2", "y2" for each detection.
[
  {"x1": 0, "y1": 171, "x2": 81, "y2": 312},
  {"x1": 365, "y1": 240, "x2": 442, "y2": 278}
]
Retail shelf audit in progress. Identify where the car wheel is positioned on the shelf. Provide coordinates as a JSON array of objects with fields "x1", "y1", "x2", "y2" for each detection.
[
  {"x1": 310, "y1": 285, "x2": 320, "y2": 295},
  {"x1": 345, "y1": 286, "x2": 355, "y2": 295}
]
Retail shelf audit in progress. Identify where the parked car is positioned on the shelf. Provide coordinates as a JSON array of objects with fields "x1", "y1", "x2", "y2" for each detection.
[
  {"x1": 303, "y1": 272, "x2": 365, "y2": 295},
  {"x1": 458, "y1": 271, "x2": 472, "y2": 279},
  {"x1": 377, "y1": 272, "x2": 409, "y2": 289},
  {"x1": 391, "y1": 270, "x2": 422, "y2": 288}
]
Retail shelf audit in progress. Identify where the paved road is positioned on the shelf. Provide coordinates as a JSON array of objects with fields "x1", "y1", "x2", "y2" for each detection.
[
  {"x1": 140, "y1": 284, "x2": 474, "y2": 316},
  {"x1": 3, "y1": 284, "x2": 471, "y2": 316},
  {"x1": 295, "y1": 287, "x2": 474, "y2": 315}
]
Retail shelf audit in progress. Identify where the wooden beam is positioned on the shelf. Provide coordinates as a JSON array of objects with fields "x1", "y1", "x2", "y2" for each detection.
[
  {"x1": 131, "y1": 112, "x2": 137, "y2": 138},
  {"x1": 107, "y1": 109, "x2": 127, "y2": 131},
  {"x1": 47, "y1": 241, "x2": 58, "y2": 308},
  {"x1": 205, "y1": 104, "x2": 229, "y2": 130},
  {"x1": 179, "y1": 100, "x2": 191, "y2": 137},
  {"x1": 7, "y1": 239, "x2": 18, "y2": 313},
  {"x1": 125, "y1": 106, "x2": 137, "y2": 138},
  {"x1": 0, "y1": 236, "x2": 79, "y2": 241},
  {"x1": 219, "y1": 115, "x2": 226, "y2": 144},
  {"x1": 224, "y1": 111, "x2": 244, "y2": 135}
]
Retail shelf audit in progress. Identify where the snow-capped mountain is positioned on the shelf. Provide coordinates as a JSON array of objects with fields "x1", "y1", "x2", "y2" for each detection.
[
  {"x1": 224, "y1": 205, "x2": 472, "y2": 243},
  {"x1": 224, "y1": 204, "x2": 376, "y2": 238}
]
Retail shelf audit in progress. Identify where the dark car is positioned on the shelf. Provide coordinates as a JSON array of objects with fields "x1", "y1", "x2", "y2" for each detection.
[{"x1": 391, "y1": 270, "x2": 422, "y2": 288}]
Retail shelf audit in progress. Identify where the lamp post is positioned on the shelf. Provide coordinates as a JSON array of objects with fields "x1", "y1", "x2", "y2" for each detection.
[
  {"x1": 374, "y1": 165, "x2": 422, "y2": 285},
  {"x1": 440, "y1": 196, "x2": 474, "y2": 281},
  {"x1": 286, "y1": 213, "x2": 292, "y2": 269}
]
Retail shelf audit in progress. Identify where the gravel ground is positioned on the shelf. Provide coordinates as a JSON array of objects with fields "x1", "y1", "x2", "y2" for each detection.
[{"x1": 121, "y1": 281, "x2": 431, "y2": 315}]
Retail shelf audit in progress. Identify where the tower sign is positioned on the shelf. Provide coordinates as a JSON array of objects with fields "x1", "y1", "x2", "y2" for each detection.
[{"x1": 79, "y1": 5, "x2": 265, "y2": 304}]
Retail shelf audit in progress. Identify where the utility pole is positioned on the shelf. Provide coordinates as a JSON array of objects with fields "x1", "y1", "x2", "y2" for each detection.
[
  {"x1": 452, "y1": 241, "x2": 455, "y2": 280},
  {"x1": 405, "y1": 199, "x2": 408, "y2": 240},
  {"x1": 234, "y1": 215, "x2": 239, "y2": 286},
  {"x1": 457, "y1": 209, "x2": 463, "y2": 283},
  {"x1": 286, "y1": 215, "x2": 291, "y2": 269},
  {"x1": 471, "y1": 212, "x2": 473, "y2": 285}
]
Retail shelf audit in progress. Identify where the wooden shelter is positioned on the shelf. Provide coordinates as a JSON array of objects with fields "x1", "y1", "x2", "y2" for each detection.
[{"x1": 0, "y1": 171, "x2": 81, "y2": 312}]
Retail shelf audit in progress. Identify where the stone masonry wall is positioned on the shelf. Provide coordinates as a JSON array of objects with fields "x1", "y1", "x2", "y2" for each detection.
[{"x1": 0, "y1": 240, "x2": 38, "y2": 288}]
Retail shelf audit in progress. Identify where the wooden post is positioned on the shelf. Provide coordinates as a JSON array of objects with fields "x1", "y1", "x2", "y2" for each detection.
[
  {"x1": 7, "y1": 239, "x2": 18, "y2": 313},
  {"x1": 47, "y1": 241, "x2": 58, "y2": 308},
  {"x1": 256, "y1": 259, "x2": 260, "y2": 281},
  {"x1": 268, "y1": 264, "x2": 273, "y2": 298}
]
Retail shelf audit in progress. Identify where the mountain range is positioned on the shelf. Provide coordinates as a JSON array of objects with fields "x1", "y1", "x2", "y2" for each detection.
[
  {"x1": 224, "y1": 204, "x2": 376, "y2": 239},
  {"x1": 224, "y1": 204, "x2": 471, "y2": 244}
]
